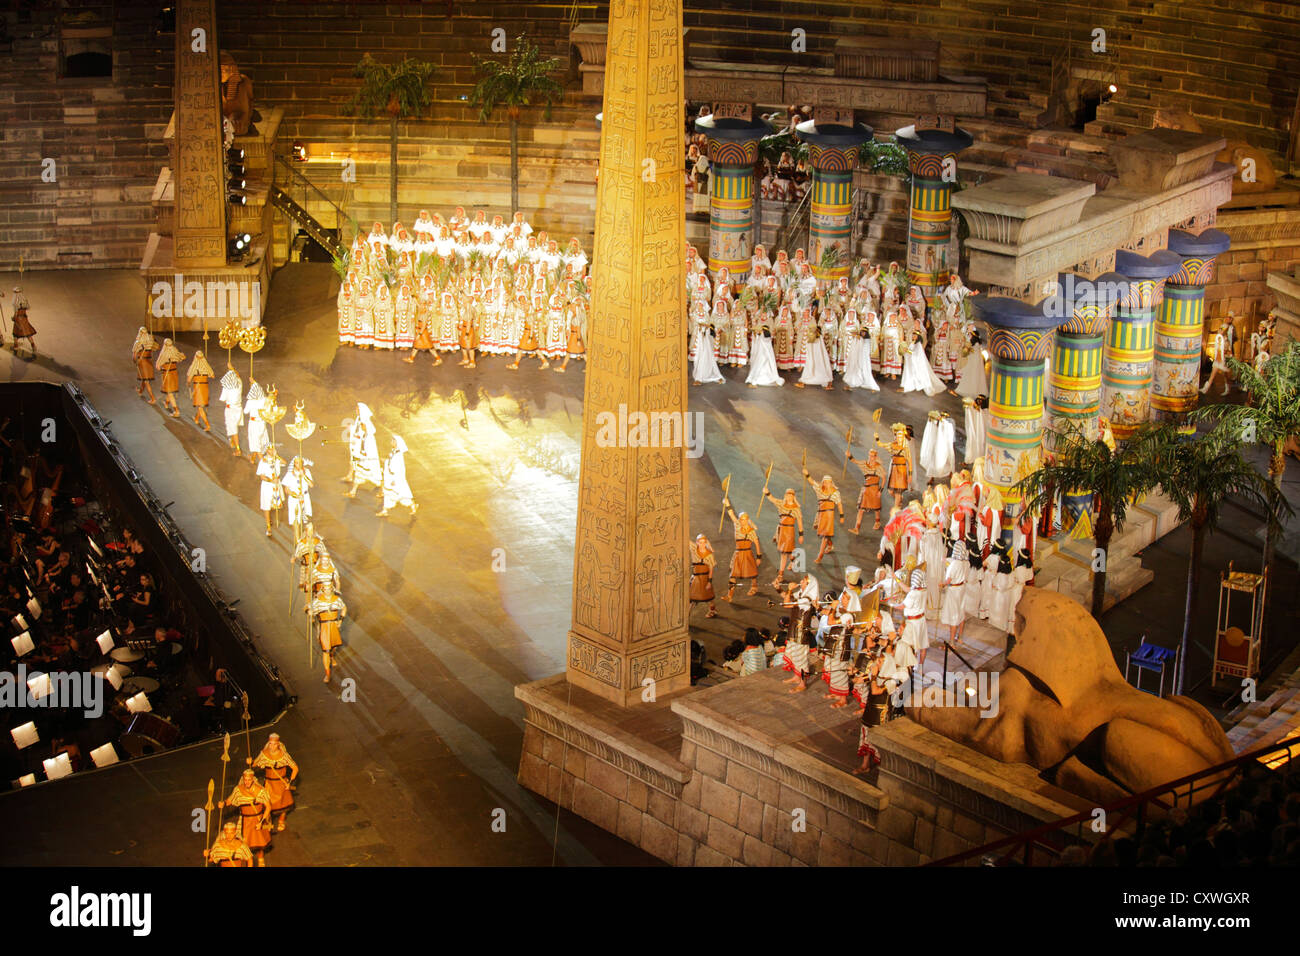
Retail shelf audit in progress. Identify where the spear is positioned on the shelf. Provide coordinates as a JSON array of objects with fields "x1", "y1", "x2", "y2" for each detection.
[
  {"x1": 240, "y1": 692, "x2": 252, "y2": 766},
  {"x1": 202, "y1": 778, "x2": 215, "y2": 867},
  {"x1": 800, "y1": 447, "x2": 807, "y2": 509},
  {"x1": 717, "y1": 473, "x2": 731, "y2": 535},
  {"x1": 216, "y1": 732, "x2": 231, "y2": 833},
  {"x1": 756, "y1": 460, "x2": 774, "y2": 516},
  {"x1": 841, "y1": 424, "x2": 854, "y2": 479}
]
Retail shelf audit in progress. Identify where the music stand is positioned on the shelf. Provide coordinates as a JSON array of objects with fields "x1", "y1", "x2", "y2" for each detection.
[
  {"x1": 125, "y1": 692, "x2": 151, "y2": 714},
  {"x1": 96, "y1": 630, "x2": 114, "y2": 654},
  {"x1": 26, "y1": 671, "x2": 51, "y2": 702},
  {"x1": 11, "y1": 722, "x2": 39, "y2": 750},
  {"x1": 89, "y1": 743, "x2": 120, "y2": 768},
  {"x1": 42, "y1": 753, "x2": 73, "y2": 780},
  {"x1": 11, "y1": 631, "x2": 34, "y2": 657}
]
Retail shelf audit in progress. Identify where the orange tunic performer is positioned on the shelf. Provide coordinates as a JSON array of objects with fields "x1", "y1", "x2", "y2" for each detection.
[
  {"x1": 187, "y1": 350, "x2": 214, "y2": 431},
  {"x1": 307, "y1": 579, "x2": 347, "y2": 683},
  {"x1": 847, "y1": 447, "x2": 887, "y2": 532},
  {"x1": 689, "y1": 533, "x2": 718, "y2": 618},
  {"x1": 761, "y1": 488, "x2": 804, "y2": 587},
  {"x1": 155, "y1": 338, "x2": 185, "y2": 418},
  {"x1": 803, "y1": 470, "x2": 844, "y2": 563},
  {"x1": 204, "y1": 821, "x2": 254, "y2": 867},
  {"x1": 876, "y1": 422, "x2": 914, "y2": 513},
  {"x1": 132, "y1": 327, "x2": 158, "y2": 405},
  {"x1": 722, "y1": 501, "x2": 762, "y2": 601},
  {"x1": 220, "y1": 769, "x2": 272, "y2": 867},
  {"x1": 251, "y1": 733, "x2": 299, "y2": 832}
]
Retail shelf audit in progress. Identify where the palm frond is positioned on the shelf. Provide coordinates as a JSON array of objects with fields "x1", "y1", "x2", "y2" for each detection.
[
  {"x1": 344, "y1": 54, "x2": 438, "y2": 120},
  {"x1": 469, "y1": 36, "x2": 564, "y2": 123}
]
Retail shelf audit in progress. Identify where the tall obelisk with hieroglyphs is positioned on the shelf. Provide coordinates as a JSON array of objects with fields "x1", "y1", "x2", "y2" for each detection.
[{"x1": 566, "y1": 0, "x2": 689, "y2": 707}]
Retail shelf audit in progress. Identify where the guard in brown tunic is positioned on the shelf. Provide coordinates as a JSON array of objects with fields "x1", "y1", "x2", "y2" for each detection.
[
  {"x1": 307, "y1": 578, "x2": 347, "y2": 683},
  {"x1": 187, "y1": 350, "x2": 214, "y2": 431},
  {"x1": 847, "y1": 446, "x2": 887, "y2": 533},
  {"x1": 802, "y1": 470, "x2": 844, "y2": 564},
  {"x1": 219, "y1": 769, "x2": 272, "y2": 867},
  {"x1": 204, "y1": 821, "x2": 254, "y2": 867},
  {"x1": 876, "y1": 422, "x2": 914, "y2": 513},
  {"x1": 688, "y1": 533, "x2": 717, "y2": 618},
  {"x1": 722, "y1": 502, "x2": 762, "y2": 601},
  {"x1": 132, "y1": 327, "x2": 158, "y2": 404},
  {"x1": 761, "y1": 488, "x2": 804, "y2": 587},
  {"x1": 9, "y1": 287, "x2": 37, "y2": 358},
  {"x1": 251, "y1": 732, "x2": 299, "y2": 832},
  {"x1": 155, "y1": 337, "x2": 185, "y2": 418}
]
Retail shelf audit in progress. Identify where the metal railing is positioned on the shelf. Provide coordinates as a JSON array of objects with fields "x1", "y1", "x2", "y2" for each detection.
[
  {"x1": 271, "y1": 154, "x2": 354, "y2": 246},
  {"x1": 928, "y1": 732, "x2": 1300, "y2": 866}
]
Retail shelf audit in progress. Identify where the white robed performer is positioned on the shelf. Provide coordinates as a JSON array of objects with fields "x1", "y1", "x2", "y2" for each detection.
[
  {"x1": 797, "y1": 321, "x2": 834, "y2": 388},
  {"x1": 919, "y1": 524, "x2": 947, "y2": 615},
  {"x1": 919, "y1": 411, "x2": 956, "y2": 482},
  {"x1": 345, "y1": 402, "x2": 383, "y2": 497},
  {"x1": 377, "y1": 436, "x2": 419, "y2": 518},
  {"x1": 745, "y1": 323, "x2": 783, "y2": 387},
  {"x1": 281, "y1": 456, "x2": 314, "y2": 529},
  {"x1": 841, "y1": 323, "x2": 879, "y2": 390},
  {"x1": 691, "y1": 324, "x2": 725, "y2": 385},
  {"x1": 219, "y1": 365, "x2": 243, "y2": 456},
  {"x1": 256, "y1": 449, "x2": 284, "y2": 537},
  {"x1": 955, "y1": 329, "x2": 988, "y2": 399},
  {"x1": 243, "y1": 381, "x2": 269, "y2": 463},
  {"x1": 900, "y1": 333, "x2": 947, "y2": 396},
  {"x1": 940, "y1": 539, "x2": 969, "y2": 643}
]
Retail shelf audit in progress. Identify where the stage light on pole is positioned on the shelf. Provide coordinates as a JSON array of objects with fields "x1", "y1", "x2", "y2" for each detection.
[{"x1": 11, "y1": 722, "x2": 39, "y2": 750}]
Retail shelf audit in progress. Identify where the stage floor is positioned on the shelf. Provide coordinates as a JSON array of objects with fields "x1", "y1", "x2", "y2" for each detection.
[{"x1": 0, "y1": 264, "x2": 1295, "y2": 866}]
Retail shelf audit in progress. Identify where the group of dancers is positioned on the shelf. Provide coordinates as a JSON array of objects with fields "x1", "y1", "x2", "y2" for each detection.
[
  {"x1": 335, "y1": 209, "x2": 590, "y2": 372},
  {"x1": 686, "y1": 246, "x2": 988, "y2": 396}
]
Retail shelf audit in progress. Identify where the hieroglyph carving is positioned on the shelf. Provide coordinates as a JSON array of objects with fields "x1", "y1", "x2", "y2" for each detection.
[{"x1": 174, "y1": 0, "x2": 226, "y2": 266}]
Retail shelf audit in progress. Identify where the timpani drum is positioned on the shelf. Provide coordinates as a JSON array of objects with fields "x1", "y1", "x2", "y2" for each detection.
[{"x1": 119, "y1": 712, "x2": 181, "y2": 757}]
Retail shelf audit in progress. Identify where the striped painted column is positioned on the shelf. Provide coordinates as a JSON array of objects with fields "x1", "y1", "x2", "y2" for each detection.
[
  {"x1": 974, "y1": 296, "x2": 1062, "y2": 506},
  {"x1": 1045, "y1": 271, "x2": 1125, "y2": 444},
  {"x1": 1103, "y1": 249, "x2": 1182, "y2": 441},
  {"x1": 794, "y1": 120, "x2": 874, "y2": 280},
  {"x1": 896, "y1": 125, "x2": 974, "y2": 298},
  {"x1": 1151, "y1": 228, "x2": 1231, "y2": 432},
  {"x1": 695, "y1": 116, "x2": 769, "y2": 281}
]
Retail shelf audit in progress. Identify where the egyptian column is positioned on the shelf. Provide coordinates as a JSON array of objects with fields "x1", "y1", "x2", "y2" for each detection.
[
  {"x1": 567, "y1": 0, "x2": 690, "y2": 707},
  {"x1": 1045, "y1": 271, "x2": 1126, "y2": 442},
  {"x1": 695, "y1": 114, "x2": 768, "y2": 282},
  {"x1": 173, "y1": 0, "x2": 227, "y2": 267},
  {"x1": 1150, "y1": 228, "x2": 1231, "y2": 432},
  {"x1": 795, "y1": 119, "x2": 873, "y2": 280},
  {"x1": 1103, "y1": 249, "x2": 1182, "y2": 440},
  {"x1": 975, "y1": 296, "x2": 1062, "y2": 506},
  {"x1": 896, "y1": 124, "x2": 974, "y2": 297}
]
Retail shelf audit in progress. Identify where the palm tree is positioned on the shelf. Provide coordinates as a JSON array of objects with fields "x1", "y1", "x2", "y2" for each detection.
[
  {"x1": 1014, "y1": 421, "x2": 1166, "y2": 618},
  {"x1": 345, "y1": 54, "x2": 438, "y2": 226},
  {"x1": 1156, "y1": 420, "x2": 1280, "y2": 695},
  {"x1": 469, "y1": 36, "x2": 564, "y2": 216},
  {"x1": 1194, "y1": 339, "x2": 1300, "y2": 597}
]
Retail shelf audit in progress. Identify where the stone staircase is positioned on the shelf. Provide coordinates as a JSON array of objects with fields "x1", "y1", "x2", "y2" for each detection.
[{"x1": 1224, "y1": 641, "x2": 1300, "y2": 755}]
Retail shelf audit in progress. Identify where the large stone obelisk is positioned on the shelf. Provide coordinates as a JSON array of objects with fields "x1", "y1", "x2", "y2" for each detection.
[
  {"x1": 173, "y1": 0, "x2": 227, "y2": 267},
  {"x1": 566, "y1": 0, "x2": 690, "y2": 707}
]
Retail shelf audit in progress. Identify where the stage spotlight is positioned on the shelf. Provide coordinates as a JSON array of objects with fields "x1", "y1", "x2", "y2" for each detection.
[
  {"x1": 229, "y1": 194, "x2": 247, "y2": 206},
  {"x1": 227, "y1": 161, "x2": 245, "y2": 177},
  {"x1": 291, "y1": 141, "x2": 308, "y2": 162},
  {"x1": 227, "y1": 176, "x2": 246, "y2": 190},
  {"x1": 227, "y1": 146, "x2": 244, "y2": 162}
]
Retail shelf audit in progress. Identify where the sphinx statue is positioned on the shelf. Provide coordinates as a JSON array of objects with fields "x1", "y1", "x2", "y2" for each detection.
[{"x1": 908, "y1": 587, "x2": 1234, "y2": 807}]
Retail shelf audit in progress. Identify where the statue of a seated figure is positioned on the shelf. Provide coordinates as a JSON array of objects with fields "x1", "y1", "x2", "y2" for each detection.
[
  {"x1": 220, "y1": 52, "x2": 255, "y2": 136},
  {"x1": 909, "y1": 587, "x2": 1235, "y2": 807}
]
